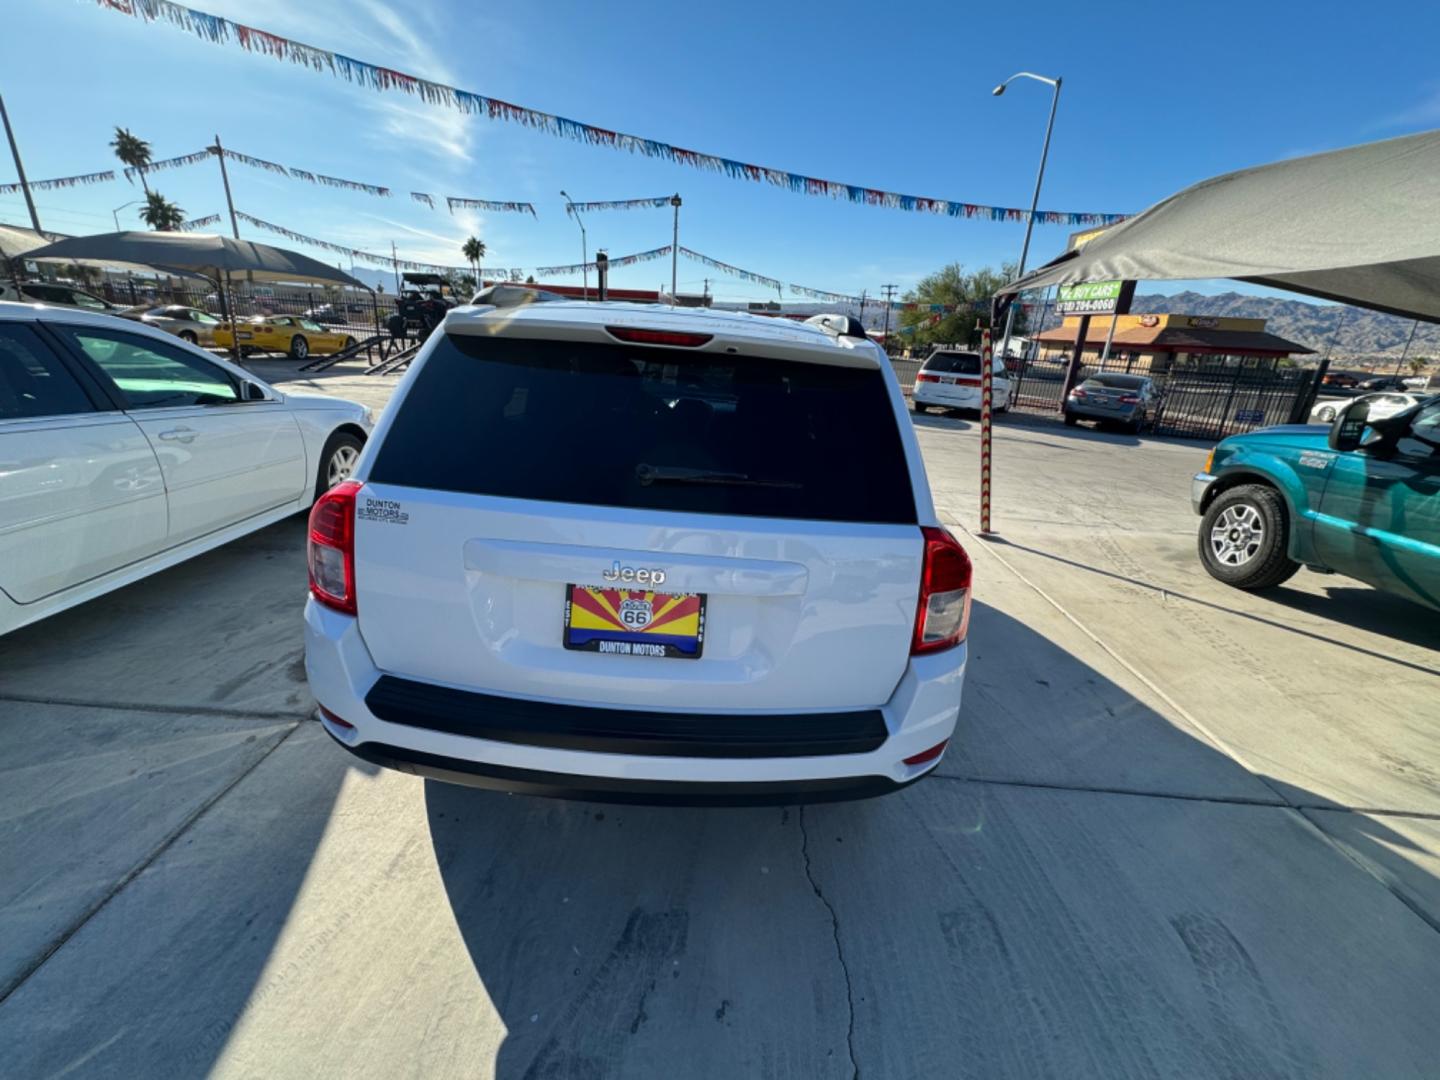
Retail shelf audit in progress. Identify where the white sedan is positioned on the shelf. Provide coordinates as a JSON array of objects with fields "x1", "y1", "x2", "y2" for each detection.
[
  {"x1": 1310, "y1": 391, "x2": 1426, "y2": 424},
  {"x1": 0, "y1": 301, "x2": 373, "y2": 637}
]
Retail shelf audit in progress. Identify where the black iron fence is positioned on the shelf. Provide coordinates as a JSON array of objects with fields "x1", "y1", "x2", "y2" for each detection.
[{"x1": 1005, "y1": 349, "x2": 1329, "y2": 441}]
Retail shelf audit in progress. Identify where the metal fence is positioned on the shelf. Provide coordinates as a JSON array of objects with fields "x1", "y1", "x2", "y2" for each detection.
[
  {"x1": 1005, "y1": 349, "x2": 1329, "y2": 441},
  {"x1": 93, "y1": 279, "x2": 397, "y2": 337}
]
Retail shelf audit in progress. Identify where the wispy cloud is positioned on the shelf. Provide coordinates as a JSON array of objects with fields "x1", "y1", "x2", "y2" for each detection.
[
  {"x1": 204, "y1": 0, "x2": 477, "y2": 166},
  {"x1": 1378, "y1": 86, "x2": 1440, "y2": 130}
]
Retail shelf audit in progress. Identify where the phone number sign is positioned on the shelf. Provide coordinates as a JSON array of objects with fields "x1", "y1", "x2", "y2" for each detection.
[{"x1": 1055, "y1": 279, "x2": 1136, "y2": 316}]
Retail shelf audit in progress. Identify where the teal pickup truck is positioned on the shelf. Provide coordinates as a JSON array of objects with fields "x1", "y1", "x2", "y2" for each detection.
[{"x1": 1192, "y1": 395, "x2": 1440, "y2": 611}]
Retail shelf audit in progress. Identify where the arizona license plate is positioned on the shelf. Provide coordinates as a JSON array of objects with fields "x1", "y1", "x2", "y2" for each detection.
[{"x1": 564, "y1": 585, "x2": 706, "y2": 659}]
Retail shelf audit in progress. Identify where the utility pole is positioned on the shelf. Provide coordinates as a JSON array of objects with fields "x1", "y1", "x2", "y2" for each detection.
[
  {"x1": 0, "y1": 93, "x2": 42, "y2": 232},
  {"x1": 670, "y1": 193, "x2": 681, "y2": 305},
  {"x1": 391, "y1": 240, "x2": 402, "y2": 295},
  {"x1": 881, "y1": 284, "x2": 898, "y2": 351},
  {"x1": 857, "y1": 289, "x2": 867, "y2": 325},
  {"x1": 210, "y1": 135, "x2": 241, "y2": 240}
]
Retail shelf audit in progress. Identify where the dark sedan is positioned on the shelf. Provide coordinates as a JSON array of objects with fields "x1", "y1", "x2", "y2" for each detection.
[{"x1": 1063, "y1": 373, "x2": 1157, "y2": 433}]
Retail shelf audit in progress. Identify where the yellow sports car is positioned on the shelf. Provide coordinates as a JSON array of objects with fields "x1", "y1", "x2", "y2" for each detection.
[{"x1": 213, "y1": 315, "x2": 358, "y2": 360}]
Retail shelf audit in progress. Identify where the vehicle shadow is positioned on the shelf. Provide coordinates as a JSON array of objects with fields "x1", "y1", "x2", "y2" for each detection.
[
  {"x1": 0, "y1": 517, "x2": 366, "y2": 1078},
  {"x1": 424, "y1": 602, "x2": 1440, "y2": 1079},
  {"x1": 988, "y1": 537, "x2": 1440, "y2": 668},
  {"x1": 909, "y1": 411, "x2": 973, "y2": 430},
  {"x1": 1000, "y1": 410, "x2": 1146, "y2": 446}
]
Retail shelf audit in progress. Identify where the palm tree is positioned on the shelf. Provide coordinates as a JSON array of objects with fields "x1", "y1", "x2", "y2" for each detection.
[
  {"x1": 139, "y1": 191, "x2": 186, "y2": 231},
  {"x1": 111, "y1": 127, "x2": 153, "y2": 194},
  {"x1": 461, "y1": 236, "x2": 485, "y2": 282}
]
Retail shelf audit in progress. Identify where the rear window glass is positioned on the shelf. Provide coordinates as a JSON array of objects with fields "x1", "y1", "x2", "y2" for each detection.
[
  {"x1": 922, "y1": 352, "x2": 981, "y2": 375},
  {"x1": 369, "y1": 333, "x2": 917, "y2": 524},
  {"x1": 1083, "y1": 374, "x2": 1147, "y2": 389}
]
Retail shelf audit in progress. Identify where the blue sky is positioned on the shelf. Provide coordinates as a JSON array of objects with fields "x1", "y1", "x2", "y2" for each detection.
[{"x1": 4, "y1": 0, "x2": 1439, "y2": 303}]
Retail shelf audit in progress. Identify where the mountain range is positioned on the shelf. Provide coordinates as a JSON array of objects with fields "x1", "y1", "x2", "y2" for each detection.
[{"x1": 1082, "y1": 291, "x2": 1440, "y2": 361}]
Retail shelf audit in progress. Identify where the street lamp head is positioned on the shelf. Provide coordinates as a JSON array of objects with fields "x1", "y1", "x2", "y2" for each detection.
[{"x1": 991, "y1": 84, "x2": 1006, "y2": 96}]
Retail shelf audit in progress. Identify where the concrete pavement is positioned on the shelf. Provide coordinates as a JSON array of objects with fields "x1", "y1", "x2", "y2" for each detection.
[{"x1": 1, "y1": 374, "x2": 1437, "y2": 1077}]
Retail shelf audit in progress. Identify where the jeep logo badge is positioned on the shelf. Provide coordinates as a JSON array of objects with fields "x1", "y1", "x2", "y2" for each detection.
[{"x1": 602, "y1": 560, "x2": 666, "y2": 586}]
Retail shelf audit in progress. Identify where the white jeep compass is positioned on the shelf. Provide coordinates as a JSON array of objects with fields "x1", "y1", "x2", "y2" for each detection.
[{"x1": 304, "y1": 296, "x2": 970, "y2": 804}]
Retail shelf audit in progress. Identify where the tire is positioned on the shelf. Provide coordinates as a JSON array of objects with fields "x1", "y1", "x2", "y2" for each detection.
[
  {"x1": 316, "y1": 430, "x2": 364, "y2": 499},
  {"x1": 179, "y1": 330, "x2": 198, "y2": 345},
  {"x1": 1197, "y1": 484, "x2": 1299, "y2": 590},
  {"x1": 343, "y1": 336, "x2": 356, "y2": 351},
  {"x1": 1063, "y1": 412, "x2": 1079, "y2": 426},
  {"x1": 1316, "y1": 406, "x2": 1336, "y2": 422},
  {"x1": 289, "y1": 335, "x2": 309, "y2": 360},
  {"x1": 912, "y1": 401, "x2": 927, "y2": 414}
]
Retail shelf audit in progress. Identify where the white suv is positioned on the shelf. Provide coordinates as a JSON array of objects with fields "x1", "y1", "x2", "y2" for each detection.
[{"x1": 304, "y1": 299, "x2": 970, "y2": 803}]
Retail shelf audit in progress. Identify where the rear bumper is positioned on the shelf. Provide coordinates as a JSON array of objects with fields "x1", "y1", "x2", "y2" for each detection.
[
  {"x1": 327, "y1": 731, "x2": 917, "y2": 805},
  {"x1": 305, "y1": 598, "x2": 963, "y2": 801}
]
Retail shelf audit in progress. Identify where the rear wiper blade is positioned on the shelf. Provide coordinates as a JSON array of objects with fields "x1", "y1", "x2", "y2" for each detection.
[{"x1": 635, "y1": 463, "x2": 801, "y2": 489}]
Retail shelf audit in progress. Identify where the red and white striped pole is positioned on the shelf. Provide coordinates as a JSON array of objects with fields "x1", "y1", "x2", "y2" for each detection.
[{"x1": 980, "y1": 326, "x2": 994, "y2": 535}]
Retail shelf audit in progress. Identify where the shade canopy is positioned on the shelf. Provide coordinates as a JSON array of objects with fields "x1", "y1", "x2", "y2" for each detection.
[
  {"x1": 998, "y1": 128, "x2": 1440, "y2": 323},
  {"x1": 24, "y1": 231, "x2": 368, "y2": 289}
]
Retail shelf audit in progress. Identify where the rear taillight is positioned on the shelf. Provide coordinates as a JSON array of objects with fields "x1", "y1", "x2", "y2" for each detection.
[
  {"x1": 1119, "y1": 394, "x2": 1140, "y2": 404},
  {"x1": 308, "y1": 480, "x2": 361, "y2": 615},
  {"x1": 915, "y1": 372, "x2": 939, "y2": 383},
  {"x1": 954, "y1": 377, "x2": 981, "y2": 387},
  {"x1": 1071, "y1": 387, "x2": 1087, "y2": 399},
  {"x1": 606, "y1": 326, "x2": 714, "y2": 347},
  {"x1": 911, "y1": 526, "x2": 972, "y2": 654}
]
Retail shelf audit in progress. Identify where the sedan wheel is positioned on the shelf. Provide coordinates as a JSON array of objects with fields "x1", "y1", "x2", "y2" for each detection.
[
  {"x1": 317, "y1": 431, "x2": 365, "y2": 498},
  {"x1": 179, "y1": 330, "x2": 198, "y2": 345},
  {"x1": 1316, "y1": 406, "x2": 1336, "y2": 422}
]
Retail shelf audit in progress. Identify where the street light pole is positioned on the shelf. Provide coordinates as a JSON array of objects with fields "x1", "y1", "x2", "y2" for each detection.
[
  {"x1": 670, "y1": 193, "x2": 681, "y2": 304},
  {"x1": 112, "y1": 200, "x2": 143, "y2": 231},
  {"x1": 992, "y1": 71, "x2": 1062, "y2": 366},
  {"x1": 560, "y1": 191, "x2": 588, "y2": 300},
  {"x1": 0, "y1": 93, "x2": 42, "y2": 232}
]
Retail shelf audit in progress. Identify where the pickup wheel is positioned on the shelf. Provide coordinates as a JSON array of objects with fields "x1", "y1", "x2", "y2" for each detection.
[{"x1": 1198, "y1": 484, "x2": 1299, "y2": 590}]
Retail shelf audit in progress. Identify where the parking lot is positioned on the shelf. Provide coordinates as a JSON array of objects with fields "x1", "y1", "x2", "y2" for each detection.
[{"x1": 2, "y1": 370, "x2": 1438, "y2": 1078}]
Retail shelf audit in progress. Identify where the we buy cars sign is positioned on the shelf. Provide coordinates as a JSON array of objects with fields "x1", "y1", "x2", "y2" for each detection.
[{"x1": 1055, "y1": 280, "x2": 1136, "y2": 316}]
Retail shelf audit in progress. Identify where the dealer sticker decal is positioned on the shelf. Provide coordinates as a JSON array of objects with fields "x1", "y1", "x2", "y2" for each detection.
[{"x1": 357, "y1": 497, "x2": 409, "y2": 525}]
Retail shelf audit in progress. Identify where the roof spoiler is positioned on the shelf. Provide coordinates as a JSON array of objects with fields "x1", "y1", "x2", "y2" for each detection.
[
  {"x1": 804, "y1": 313, "x2": 868, "y2": 340},
  {"x1": 469, "y1": 283, "x2": 564, "y2": 308}
]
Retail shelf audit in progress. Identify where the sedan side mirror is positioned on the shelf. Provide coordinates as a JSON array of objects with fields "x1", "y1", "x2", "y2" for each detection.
[
  {"x1": 1328, "y1": 398, "x2": 1371, "y2": 451},
  {"x1": 243, "y1": 381, "x2": 268, "y2": 402}
]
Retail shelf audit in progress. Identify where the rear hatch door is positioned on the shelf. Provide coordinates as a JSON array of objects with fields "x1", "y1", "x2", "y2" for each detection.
[{"x1": 354, "y1": 325, "x2": 924, "y2": 712}]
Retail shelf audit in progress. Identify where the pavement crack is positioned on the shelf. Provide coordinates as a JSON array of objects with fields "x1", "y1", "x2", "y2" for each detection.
[
  {"x1": 799, "y1": 806, "x2": 859, "y2": 1080},
  {"x1": 0, "y1": 693, "x2": 311, "y2": 724}
]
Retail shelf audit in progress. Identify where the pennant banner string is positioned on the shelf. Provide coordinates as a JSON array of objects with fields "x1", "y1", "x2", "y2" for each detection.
[
  {"x1": 99, "y1": 0, "x2": 1128, "y2": 227},
  {"x1": 0, "y1": 169, "x2": 115, "y2": 195},
  {"x1": 447, "y1": 196, "x2": 537, "y2": 216},
  {"x1": 124, "y1": 149, "x2": 211, "y2": 182},
  {"x1": 176, "y1": 212, "x2": 222, "y2": 231},
  {"x1": 565, "y1": 196, "x2": 672, "y2": 213}
]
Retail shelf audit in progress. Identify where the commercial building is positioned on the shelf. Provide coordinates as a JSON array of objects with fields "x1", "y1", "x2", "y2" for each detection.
[{"x1": 1034, "y1": 312, "x2": 1313, "y2": 372}]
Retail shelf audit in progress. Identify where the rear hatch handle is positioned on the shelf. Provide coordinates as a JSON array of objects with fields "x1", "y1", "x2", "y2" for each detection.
[{"x1": 464, "y1": 539, "x2": 810, "y2": 597}]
